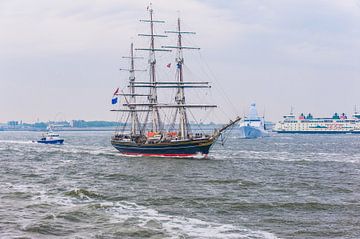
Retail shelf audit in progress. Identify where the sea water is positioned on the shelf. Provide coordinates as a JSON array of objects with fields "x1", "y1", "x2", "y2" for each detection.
[{"x1": 0, "y1": 131, "x2": 359, "y2": 238}]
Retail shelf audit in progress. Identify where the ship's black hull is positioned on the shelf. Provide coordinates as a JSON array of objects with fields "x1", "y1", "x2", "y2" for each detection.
[{"x1": 111, "y1": 138, "x2": 215, "y2": 158}]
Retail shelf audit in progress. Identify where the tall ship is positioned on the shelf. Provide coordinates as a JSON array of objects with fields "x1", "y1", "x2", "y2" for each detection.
[
  {"x1": 110, "y1": 6, "x2": 240, "y2": 158},
  {"x1": 238, "y1": 103, "x2": 268, "y2": 139},
  {"x1": 274, "y1": 109, "x2": 360, "y2": 134}
]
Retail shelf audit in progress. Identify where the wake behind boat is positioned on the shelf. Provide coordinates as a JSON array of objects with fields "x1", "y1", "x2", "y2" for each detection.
[
  {"x1": 110, "y1": 6, "x2": 240, "y2": 158},
  {"x1": 239, "y1": 103, "x2": 268, "y2": 139},
  {"x1": 35, "y1": 131, "x2": 64, "y2": 144}
]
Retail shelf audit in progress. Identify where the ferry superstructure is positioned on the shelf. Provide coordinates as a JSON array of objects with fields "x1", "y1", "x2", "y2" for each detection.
[{"x1": 274, "y1": 111, "x2": 360, "y2": 134}]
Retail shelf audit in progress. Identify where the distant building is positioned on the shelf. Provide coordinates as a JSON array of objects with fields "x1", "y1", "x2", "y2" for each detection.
[
  {"x1": 70, "y1": 120, "x2": 86, "y2": 128},
  {"x1": 7, "y1": 121, "x2": 19, "y2": 127},
  {"x1": 48, "y1": 121, "x2": 71, "y2": 129}
]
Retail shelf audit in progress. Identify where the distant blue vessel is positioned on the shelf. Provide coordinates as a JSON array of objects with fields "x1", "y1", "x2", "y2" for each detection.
[
  {"x1": 36, "y1": 132, "x2": 64, "y2": 144},
  {"x1": 239, "y1": 103, "x2": 268, "y2": 139}
]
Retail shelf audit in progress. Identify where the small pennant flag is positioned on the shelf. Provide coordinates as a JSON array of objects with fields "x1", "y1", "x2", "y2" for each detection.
[
  {"x1": 166, "y1": 63, "x2": 171, "y2": 68},
  {"x1": 113, "y1": 87, "x2": 119, "y2": 95}
]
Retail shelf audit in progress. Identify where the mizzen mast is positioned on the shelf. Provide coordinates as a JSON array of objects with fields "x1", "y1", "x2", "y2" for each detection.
[{"x1": 163, "y1": 17, "x2": 202, "y2": 139}]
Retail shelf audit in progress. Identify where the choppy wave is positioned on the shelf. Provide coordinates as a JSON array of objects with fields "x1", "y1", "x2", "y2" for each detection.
[
  {"x1": 104, "y1": 201, "x2": 273, "y2": 239},
  {"x1": 211, "y1": 149, "x2": 360, "y2": 164},
  {"x1": 0, "y1": 139, "x2": 120, "y2": 158},
  {"x1": 0, "y1": 139, "x2": 35, "y2": 145},
  {"x1": 59, "y1": 192, "x2": 279, "y2": 238},
  {"x1": 3, "y1": 182, "x2": 277, "y2": 238},
  {"x1": 65, "y1": 188, "x2": 106, "y2": 200}
]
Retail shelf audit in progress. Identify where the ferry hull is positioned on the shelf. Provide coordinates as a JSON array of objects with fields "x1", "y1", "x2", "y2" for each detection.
[{"x1": 111, "y1": 139, "x2": 214, "y2": 158}]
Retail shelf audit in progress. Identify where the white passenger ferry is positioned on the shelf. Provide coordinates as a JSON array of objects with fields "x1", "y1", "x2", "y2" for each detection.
[{"x1": 274, "y1": 111, "x2": 360, "y2": 134}]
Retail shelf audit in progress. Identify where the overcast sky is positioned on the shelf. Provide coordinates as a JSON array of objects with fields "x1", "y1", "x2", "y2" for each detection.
[{"x1": 1, "y1": 0, "x2": 360, "y2": 123}]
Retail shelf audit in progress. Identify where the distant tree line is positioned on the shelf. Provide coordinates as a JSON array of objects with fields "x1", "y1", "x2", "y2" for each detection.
[
  {"x1": 4, "y1": 120, "x2": 124, "y2": 129},
  {"x1": 71, "y1": 120, "x2": 122, "y2": 128}
]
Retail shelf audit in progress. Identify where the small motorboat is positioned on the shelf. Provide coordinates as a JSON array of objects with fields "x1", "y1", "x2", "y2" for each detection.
[{"x1": 36, "y1": 131, "x2": 64, "y2": 144}]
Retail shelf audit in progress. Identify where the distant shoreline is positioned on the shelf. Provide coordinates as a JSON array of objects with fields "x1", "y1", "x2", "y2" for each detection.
[
  {"x1": 0, "y1": 127, "x2": 116, "y2": 132},
  {"x1": 0, "y1": 125, "x2": 224, "y2": 132}
]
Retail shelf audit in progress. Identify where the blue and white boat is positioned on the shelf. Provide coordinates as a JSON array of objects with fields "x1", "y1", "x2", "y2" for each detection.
[
  {"x1": 239, "y1": 103, "x2": 268, "y2": 139},
  {"x1": 36, "y1": 131, "x2": 64, "y2": 144}
]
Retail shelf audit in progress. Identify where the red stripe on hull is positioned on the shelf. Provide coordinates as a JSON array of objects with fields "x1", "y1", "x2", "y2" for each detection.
[{"x1": 119, "y1": 152, "x2": 208, "y2": 158}]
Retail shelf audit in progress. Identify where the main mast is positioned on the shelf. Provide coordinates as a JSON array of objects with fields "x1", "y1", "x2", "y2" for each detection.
[
  {"x1": 148, "y1": 7, "x2": 160, "y2": 132},
  {"x1": 136, "y1": 5, "x2": 169, "y2": 132}
]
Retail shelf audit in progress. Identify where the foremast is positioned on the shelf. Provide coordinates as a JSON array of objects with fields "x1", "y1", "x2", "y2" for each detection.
[
  {"x1": 118, "y1": 43, "x2": 144, "y2": 136},
  {"x1": 128, "y1": 43, "x2": 138, "y2": 135}
]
